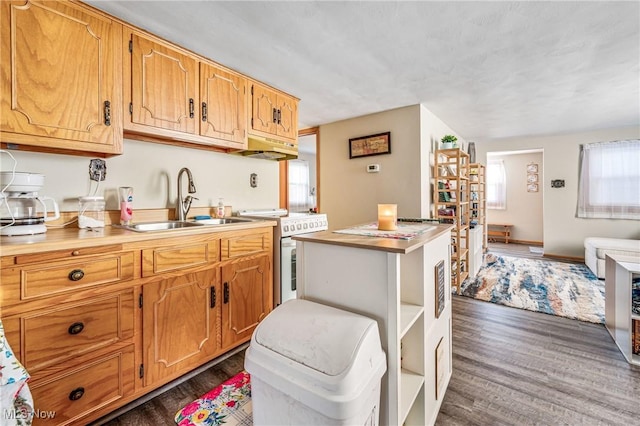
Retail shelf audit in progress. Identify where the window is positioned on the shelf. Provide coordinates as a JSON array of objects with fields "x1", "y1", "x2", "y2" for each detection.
[
  {"x1": 288, "y1": 160, "x2": 310, "y2": 213},
  {"x1": 577, "y1": 139, "x2": 640, "y2": 219},
  {"x1": 486, "y1": 159, "x2": 506, "y2": 209}
]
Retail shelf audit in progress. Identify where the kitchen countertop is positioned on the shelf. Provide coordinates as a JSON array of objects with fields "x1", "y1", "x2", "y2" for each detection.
[
  {"x1": 0, "y1": 219, "x2": 277, "y2": 257},
  {"x1": 293, "y1": 223, "x2": 453, "y2": 254}
]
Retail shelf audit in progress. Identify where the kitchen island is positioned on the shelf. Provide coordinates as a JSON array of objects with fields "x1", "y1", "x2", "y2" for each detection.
[{"x1": 293, "y1": 223, "x2": 453, "y2": 426}]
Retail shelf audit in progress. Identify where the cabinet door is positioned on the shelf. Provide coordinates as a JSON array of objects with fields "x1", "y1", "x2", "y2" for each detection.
[
  {"x1": 221, "y1": 255, "x2": 272, "y2": 348},
  {"x1": 200, "y1": 63, "x2": 247, "y2": 148},
  {"x1": 0, "y1": 0, "x2": 122, "y2": 154},
  {"x1": 250, "y1": 83, "x2": 277, "y2": 136},
  {"x1": 276, "y1": 93, "x2": 298, "y2": 141},
  {"x1": 129, "y1": 32, "x2": 198, "y2": 134},
  {"x1": 142, "y1": 269, "x2": 220, "y2": 386}
]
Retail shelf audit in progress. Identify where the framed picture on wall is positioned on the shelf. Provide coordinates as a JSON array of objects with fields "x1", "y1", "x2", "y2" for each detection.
[
  {"x1": 527, "y1": 183, "x2": 539, "y2": 192},
  {"x1": 527, "y1": 173, "x2": 539, "y2": 183},
  {"x1": 349, "y1": 131, "x2": 391, "y2": 159},
  {"x1": 527, "y1": 163, "x2": 538, "y2": 173}
]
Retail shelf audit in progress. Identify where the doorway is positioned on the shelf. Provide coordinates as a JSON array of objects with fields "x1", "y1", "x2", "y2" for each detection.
[
  {"x1": 485, "y1": 149, "x2": 544, "y2": 247},
  {"x1": 279, "y1": 127, "x2": 320, "y2": 213}
]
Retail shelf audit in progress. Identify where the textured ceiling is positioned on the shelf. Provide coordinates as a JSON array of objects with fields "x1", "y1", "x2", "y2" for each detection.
[{"x1": 87, "y1": 1, "x2": 640, "y2": 141}]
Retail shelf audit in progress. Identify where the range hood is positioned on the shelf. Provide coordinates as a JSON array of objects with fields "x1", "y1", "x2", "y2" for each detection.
[{"x1": 234, "y1": 135, "x2": 298, "y2": 161}]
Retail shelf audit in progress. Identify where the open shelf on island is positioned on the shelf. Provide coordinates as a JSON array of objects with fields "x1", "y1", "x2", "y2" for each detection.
[
  {"x1": 400, "y1": 368, "x2": 425, "y2": 424},
  {"x1": 400, "y1": 303, "x2": 424, "y2": 338}
]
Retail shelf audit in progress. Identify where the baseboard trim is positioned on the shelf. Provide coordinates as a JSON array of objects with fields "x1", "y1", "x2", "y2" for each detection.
[
  {"x1": 544, "y1": 253, "x2": 585, "y2": 262},
  {"x1": 510, "y1": 239, "x2": 543, "y2": 246}
]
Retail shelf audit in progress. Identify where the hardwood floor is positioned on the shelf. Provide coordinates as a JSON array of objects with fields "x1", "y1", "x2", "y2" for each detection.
[
  {"x1": 436, "y1": 296, "x2": 640, "y2": 425},
  {"x1": 95, "y1": 297, "x2": 639, "y2": 425}
]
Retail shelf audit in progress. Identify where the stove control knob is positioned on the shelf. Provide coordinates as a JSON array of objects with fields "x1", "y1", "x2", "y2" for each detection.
[
  {"x1": 296, "y1": 224, "x2": 301, "y2": 230},
  {"x1": 283, "y1": 225, "x2": 289, "y2": 232},
  {"x1": 310, "y1": 223, "x2": 314, "y2": 228},
  {"x1": 303, "y1": 223, "x2": 308, "y2": 229}
]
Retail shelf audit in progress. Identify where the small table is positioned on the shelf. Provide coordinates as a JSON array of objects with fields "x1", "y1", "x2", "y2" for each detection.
[{"x1": 488, "y1": 223, "x2": 512, "y2": 244}]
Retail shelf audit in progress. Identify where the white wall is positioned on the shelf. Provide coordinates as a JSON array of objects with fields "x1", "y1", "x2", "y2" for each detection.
[
  {"x1": 0, "y1": 139, "x2": 280, "y2": 214},
  {"x1": 319, "y1": 104, "x2": 464, "y2": 230},
  {"x1": 477, "y1": 126, "x2": 640, "y2": 257},
  {"x1": 486, "y1": 151, "x2": 544, "y2": 243}
]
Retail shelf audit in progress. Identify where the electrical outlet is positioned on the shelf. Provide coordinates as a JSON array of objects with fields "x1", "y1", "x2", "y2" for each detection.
[
  {"x1": 89, "y1": 159, "x2": 106, "y2": 181},
  {"x1": 250, "y1": 173, "x2": 258, "y2": 188}
]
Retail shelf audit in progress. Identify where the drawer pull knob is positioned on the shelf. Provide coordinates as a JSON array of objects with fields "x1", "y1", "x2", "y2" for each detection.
[
  {"x1": 71, "y1": 250, "x2": 80, "y2": 256},
  {"x1": 69, "y1": 387, "x2": 85, "y2": 401},
  {"x1": 68, "y1": 322, "x2": 85, "y2": 335},
  {"x1": 68, "y1": 269, "x2": 85, "y2": 281}
]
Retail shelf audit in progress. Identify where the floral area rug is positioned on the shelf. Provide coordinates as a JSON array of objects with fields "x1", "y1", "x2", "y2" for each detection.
[
  {"x1": 175, "y1": 371, "x2": 251, "y2": 426},
  {"x1": 461, "y1": 254, "x2": 605, "y2": 323}
]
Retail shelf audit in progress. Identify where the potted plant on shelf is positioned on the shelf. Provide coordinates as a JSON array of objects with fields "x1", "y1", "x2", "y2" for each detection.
[{"x1": 441, "y1": 135, "x2": 458, "y2": 149}]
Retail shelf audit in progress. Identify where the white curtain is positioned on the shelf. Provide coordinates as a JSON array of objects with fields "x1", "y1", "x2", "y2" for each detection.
[
  {"x1": 487, "y1": 159, "x2": 506, "y2": 210},
  {"x1": 288, "y1": 160, "x2": 310, "y2": 213},
  {"x1": 577, "y1": 139, "x2": 640, "y2": 219}
]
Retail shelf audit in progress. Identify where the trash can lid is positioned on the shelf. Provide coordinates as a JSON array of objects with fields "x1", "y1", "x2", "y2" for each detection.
[{"x1": 254, "y1": 299, "x2": 380, "y2": 376}]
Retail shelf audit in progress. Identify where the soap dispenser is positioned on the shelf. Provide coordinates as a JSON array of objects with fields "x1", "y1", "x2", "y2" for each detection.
[{"x1": 216, "y1": 198, "x2": 225, "y2": 218}]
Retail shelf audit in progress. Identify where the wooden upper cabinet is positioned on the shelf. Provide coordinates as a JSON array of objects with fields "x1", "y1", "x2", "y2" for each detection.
[
  {"x1": 250, "y1": 82, "x2": 298, "y2": 143},
  {"x1": 200, "y1": 63, "x2": 247, "y2": 149},
  {"x1": 0, "y1": 0, "x2": 123, "y2": 155},
  {"x1": 128, "y1": 32, "x2": 198, "y2": 134},
  {"x1": 125, "y1": 28, "x2": 248, "y2": 150},
  {"x1": 276, "y1": 93, "x2": 298, "y2": 141}
]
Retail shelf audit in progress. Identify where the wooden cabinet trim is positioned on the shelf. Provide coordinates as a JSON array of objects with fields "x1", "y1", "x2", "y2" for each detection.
[{"x1": 14, "y1": 244, "x2": 124, "y2": 265}]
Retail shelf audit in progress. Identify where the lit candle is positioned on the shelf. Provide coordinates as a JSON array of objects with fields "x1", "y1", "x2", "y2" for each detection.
[{"x1": 378, "y1": 204, "x2": 397, "y2": 231}]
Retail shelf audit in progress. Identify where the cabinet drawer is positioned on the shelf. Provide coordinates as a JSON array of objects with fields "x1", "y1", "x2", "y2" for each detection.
[
  {"x1": 6, "y1": 290, "x2": 134, "y2": 372},
  {"x1": 1, "y1": 252, "x2": 135, "y2": 305},
  {"x1": 29, "y1": 346, "x2": 135, "y2": 426},
  {"x1": 142, "y1": 241, "x2": 219, "y2": 277},
  {"x1": 221, "y1": 232, "x2": 270, "y2": 259}
]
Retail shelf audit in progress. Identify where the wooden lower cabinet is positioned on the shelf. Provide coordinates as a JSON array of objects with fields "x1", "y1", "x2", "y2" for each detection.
[
  {"x1": 142, "y1": 268, "x2": 221, "y2": 385},
  {"x1": 1, "y1": 225, "x2": 274, "y2": 425},
  {"x1": 30, "y1": 345, "x2": 135, "y2": 426},
  {"x1": 221, "y1": 254, "x2": 272, "y2": 348}
]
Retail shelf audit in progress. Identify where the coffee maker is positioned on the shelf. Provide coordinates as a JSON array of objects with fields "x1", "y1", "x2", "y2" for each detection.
[{"x1": 0, "y1": 172, "x2": 60, "y2": 236}]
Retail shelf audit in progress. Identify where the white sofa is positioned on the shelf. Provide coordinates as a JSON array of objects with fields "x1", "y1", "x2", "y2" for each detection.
[{"x1": 584, "y1": 237, "x2": 640, "y2": 279}]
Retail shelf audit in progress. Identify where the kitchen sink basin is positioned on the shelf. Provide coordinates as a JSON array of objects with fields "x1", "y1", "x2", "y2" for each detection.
[
  {"x1": 192, "y1": 218, "x2": 255, "y2": 225},
  {"x1": 114, "y1": 221, "x2": 205, "y2": 232}
]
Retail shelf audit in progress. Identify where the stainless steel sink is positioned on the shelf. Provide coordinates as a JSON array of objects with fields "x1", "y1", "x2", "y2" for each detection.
[
  {"x1": 114, "y1": 221, "x2": 205, "y2": 232},
  {"x1": 192, "y1": 218, "x2": 255, "y2": 225}
]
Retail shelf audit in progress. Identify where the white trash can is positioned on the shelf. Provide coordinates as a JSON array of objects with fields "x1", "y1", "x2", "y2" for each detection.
[{"x1": 245, "y1": 299, "x2": 387, "y2": 426}]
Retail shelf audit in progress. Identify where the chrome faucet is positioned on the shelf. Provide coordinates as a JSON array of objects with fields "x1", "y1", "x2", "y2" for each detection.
[{"x1": 177, "y1": 167, "x2": 197, "y2": 221}]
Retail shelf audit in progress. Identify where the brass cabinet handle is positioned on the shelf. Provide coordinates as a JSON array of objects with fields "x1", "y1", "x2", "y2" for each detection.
[
  {"x1": 68, "y1": 387, "x2": 85, "y2": 401},
  {"x1": 68, "y1": 322, "x2": 85, "y2": 335},
  {"x1": 189, "y1": 98, "x2": 194, "y2": 118},
  {"x1": 210, "y1": 286, "x2": 216, "y2": 308},
  {"x1": 68, "y1": 269, "x2": 85, "y2": 281},
  {"x1": 104, "y1": 100, "x2": 111, "y2": 126},
  {"x1": 277, "y1": 109, "x2": 282, "y2": 124},
  {"x1": 272, "y1": 107, "x2": 277, "y2": 123},
  {"x1": 223, "y1": 282, "x2": 229, "y2": 304},
  {"x1": 202, "y1": 102, "x2": 207, "y2": 121}
]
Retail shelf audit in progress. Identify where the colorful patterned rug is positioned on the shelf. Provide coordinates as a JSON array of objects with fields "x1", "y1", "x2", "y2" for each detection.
[
  {"x1": 175, "y1": 371, "x2": 251, "y2": 426},
  {"x1": 461, "y1": 254, "x2": 605, "y2": 323}
]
